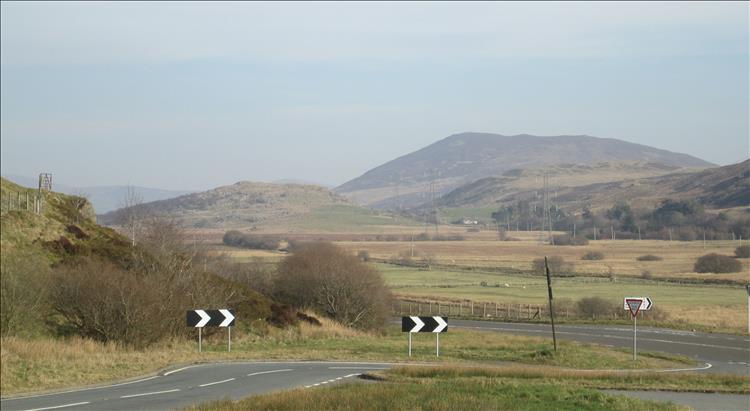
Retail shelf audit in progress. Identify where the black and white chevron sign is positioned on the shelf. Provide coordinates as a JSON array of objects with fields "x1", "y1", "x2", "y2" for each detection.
[
  {"x1": 186, "y1": 309, "x2": 235, "y2": 327},
  {"x1": 401, "y1": 316, "x2": 448, "y2": 333}
]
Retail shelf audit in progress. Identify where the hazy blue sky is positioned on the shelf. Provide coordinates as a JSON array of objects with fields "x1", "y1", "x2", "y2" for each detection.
[{"x1": 1, "y1": 2, "x2": 748, "y2": 190}]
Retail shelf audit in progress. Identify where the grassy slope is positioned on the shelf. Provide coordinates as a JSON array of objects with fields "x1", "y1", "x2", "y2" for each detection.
[{"x1": 1, "y1": 177, "x2": 133, "y2": 267}]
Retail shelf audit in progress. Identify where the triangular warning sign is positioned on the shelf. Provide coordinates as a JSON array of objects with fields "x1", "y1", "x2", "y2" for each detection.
[{"x1": 626, "y1": 299, "x2": 643, "y2": 317}]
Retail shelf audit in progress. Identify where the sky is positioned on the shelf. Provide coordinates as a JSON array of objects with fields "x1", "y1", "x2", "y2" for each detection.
[{"x1": 1, "y1": 1, "x2": 748, "y2": 190}]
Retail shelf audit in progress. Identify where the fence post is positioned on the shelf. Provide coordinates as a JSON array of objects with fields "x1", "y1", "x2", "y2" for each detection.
[
  {"x1": 483, "y1": 303, "x2": 487, "y2": 317},
  {"x1": 471, "y1": 301, "x2": 474, "y2": 316}
]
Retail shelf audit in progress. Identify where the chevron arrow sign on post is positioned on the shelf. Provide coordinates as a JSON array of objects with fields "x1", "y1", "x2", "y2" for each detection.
[
  {"x1": 186, "y1": 309, "x2": 236, "y2": 327},
  {"x1": 186, "y1": 309, "x2": 236, "y2": 353},
  {"x1": 402, "y1": 316, "x2": 448, "y2": 333},
  {"x1": 402, "y1": 316, "x2": 448, "y2": 357}
]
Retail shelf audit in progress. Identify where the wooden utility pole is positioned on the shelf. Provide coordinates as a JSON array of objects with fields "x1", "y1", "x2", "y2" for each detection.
[{"x1": 544, "y1": 256, "x2": 557, "y2": 352}]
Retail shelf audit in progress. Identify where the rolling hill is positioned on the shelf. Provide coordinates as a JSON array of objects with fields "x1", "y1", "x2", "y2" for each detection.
[
  {"x1": 99, "y1": 181, "x2": 417, "y2": 231},
  {"x1": 335, "y1": 132, "x2": 713, "y2": 208},
  {"x1": 433, "y1": 159, "x2": 749, "y2": 215}
]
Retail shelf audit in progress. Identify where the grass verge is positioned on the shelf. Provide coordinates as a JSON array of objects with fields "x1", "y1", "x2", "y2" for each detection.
[
  {"x1": 185, "y1": 366, "x2": 707, "y2": 411},
  {"x1": 2, "y1": 320, "x2": 697, "y2": 395}
]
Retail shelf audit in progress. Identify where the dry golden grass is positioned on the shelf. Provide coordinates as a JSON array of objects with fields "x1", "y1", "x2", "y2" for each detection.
[
  {"x1": 335, "y1": 237, "x2": 749, "y2": 281},
  {"x1": 2, "y1": 320, "x2": 696, "y2": 396}
]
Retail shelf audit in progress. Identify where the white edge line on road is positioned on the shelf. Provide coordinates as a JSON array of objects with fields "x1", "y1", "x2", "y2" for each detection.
[
  {"x1": 120, "y1": 388, "x2": 180, "y2": 399},
  {"x1": 247, "y1": 369, "x2": 293, "y2": 377},
  {"x1": 577, "y1": 363, "x2": 713, "y2": 373},
  {"x1": 23, "y1": 402, "x2": 91, "y2": 411},
  {"x1": 199, "y1": 378, "x2": 235, "y2": 387},
  {"x1": 305, "y1": 373, "x2": 362, "y2": 388},
  {"x1": 164, "y1": 365, "x2": 199, "y2": 376},
  {"x1": 4, "y1": 376, "x2": 159, "y2": 401},
  {"x1": 328, "y1": 367, "x2": 388, "y2": 370}
]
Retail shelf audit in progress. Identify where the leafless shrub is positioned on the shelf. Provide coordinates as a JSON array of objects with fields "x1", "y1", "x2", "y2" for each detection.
[
  {"x1": 274, "y1": 242, "x2": 391, "y2": 331},
  {"x1": 577, "y1": 297, "x2": 618, "y2": 319},
  {"x1": 0, "y1": 250, "x2": 50, "y2": 337},
  {"x1": 694, "y1": 253, "x2": 742, "y2": 273}
]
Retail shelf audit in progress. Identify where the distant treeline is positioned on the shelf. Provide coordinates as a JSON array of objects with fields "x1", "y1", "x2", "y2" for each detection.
[
  {"x1": 223, "y1": 230, "x2": 281, "y2": 250},
  {"x1": 222, "y1": 231, "x2": 464, "y2": 249},
  {"x1": 491, "y1": 199, "x2": 750, "y2": 241}
]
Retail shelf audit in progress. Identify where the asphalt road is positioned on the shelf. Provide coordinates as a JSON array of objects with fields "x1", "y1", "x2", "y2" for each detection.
[
  {"x1": 0, "y1": 362, "x2": 391, "y2": 411},
  {"x1": 2, "y1": 322, "x2": 747, "y2": 410},
  {"x1": 451, "y1": 319, "x2": 750, "y2": 375}
]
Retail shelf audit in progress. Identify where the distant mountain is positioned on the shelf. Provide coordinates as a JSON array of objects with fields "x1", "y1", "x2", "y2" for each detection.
[
  {"x1": 99, "y1": 181, "x2": 352, "y2": 229},
  {"x1": 1, "y1": 175, "x2": 191, "y2": 213},
  {"x1": 437, "y1": 160, "x2": 749, "y2": 212},
  {"x1": 334, "y1": 132, "x2": 714, "y2": 208}
]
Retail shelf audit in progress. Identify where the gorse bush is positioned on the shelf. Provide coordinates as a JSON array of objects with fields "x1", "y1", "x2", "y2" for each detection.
[
  {"x1": 223, "y1": 230, "x2": 280, "y2": 250},
  {"x1": 694, "y1": 253, "x2": 742, "y2": 273},
  {"x1": 581, "y1": 251, "x2": 605, "y2": 260},
  {"x1": 735, "y1": 245, "x2": 750, "y2": 258},
  {"x1": 0, "y1": 249, "x2": 50, "y2": 337}
]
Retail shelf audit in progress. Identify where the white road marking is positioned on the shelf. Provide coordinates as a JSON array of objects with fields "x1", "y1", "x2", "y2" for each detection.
[
  {"x1": 164, "y1": 366, "x2": 196, "y2": 376},
  {"x1": 3, "y1": 376, "x2": 159, "y2": 401},
  {"x1": 247, "y1": 369, "x2": 293, "y2": 377},
  {"x1": 328, "y1": 367, "x2": 388, "y2": 370},
  {"x1": 304, "y1": 373, "x2": 362, "y2": 388},
  {"x1": 24, "y1": 402, "x2": 91, "y2": 411},
  {"x1": 199, "y1": 378, "x2": 235, "y2": 387},
  {"x1": 120, "y1": 388, "x2": 180, "y2": 398}
]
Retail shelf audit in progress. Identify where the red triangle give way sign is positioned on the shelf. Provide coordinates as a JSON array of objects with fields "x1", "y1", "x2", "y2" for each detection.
[{"x1": 625, "y1": 299, "x2": 643, "y2": 317}]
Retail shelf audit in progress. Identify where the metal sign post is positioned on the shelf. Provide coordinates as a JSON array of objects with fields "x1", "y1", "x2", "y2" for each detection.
[
  {"x1": 228, "y1": 326, "x2": 231, "y2": 352},
  {"x1": 199, "y1": 328, "x2": 202, "y2": 353},
  {"x1": 632, "y1": 309, "x2": 637, "y2": 361},
  {"x1": 408, "y1": 332, "x2": 412, "y2": 357},
  {"x1": 624, "y1": 298, "x2": 651, "y2": 361},
  {"x1": 746, "y1": 285, "x2": 749, "y2": 335}
]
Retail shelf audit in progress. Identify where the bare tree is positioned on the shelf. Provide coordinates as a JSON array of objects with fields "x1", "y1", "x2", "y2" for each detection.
[
  {"x1": 71, "y1": 190, "x2": 91, "y2": 224},
  {"x1": 120, "y1": 186, "x2": 143, "y2": 246}
]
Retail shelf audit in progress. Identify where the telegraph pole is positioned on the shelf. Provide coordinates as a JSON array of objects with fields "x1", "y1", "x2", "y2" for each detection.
[{"x1": 544, "y1": 256, "x2": 557, "y2": 352}]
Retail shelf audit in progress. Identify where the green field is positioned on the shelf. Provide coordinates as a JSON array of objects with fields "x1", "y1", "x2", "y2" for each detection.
[
  {"x1": 379, "y1": 264, "x2": 747, "y2": 331},
  {"x1": 281, "y1": 205, "x2": 422, "y2": 232}
]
